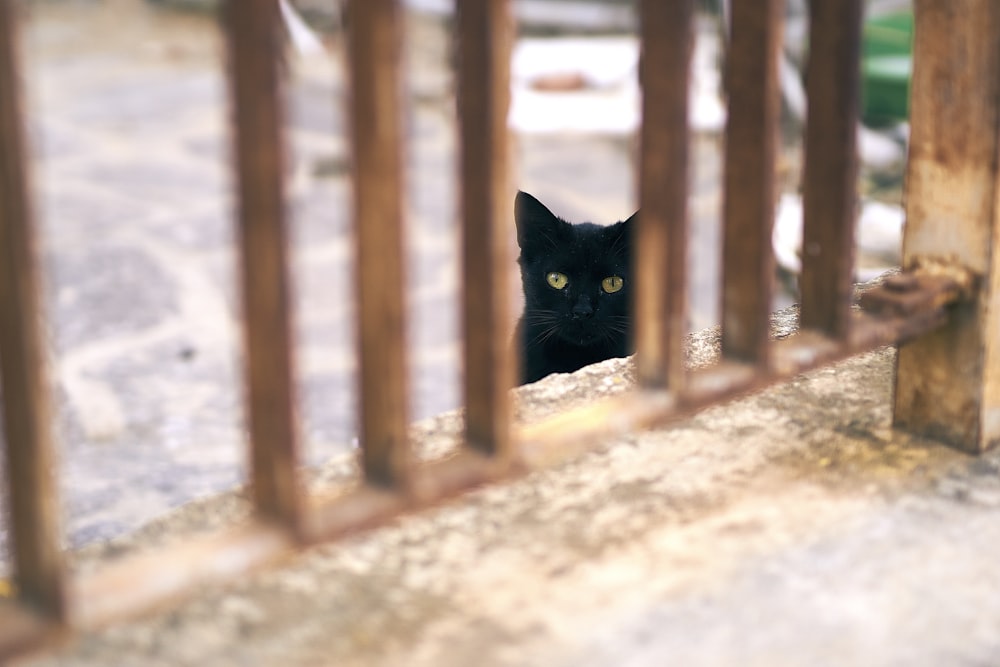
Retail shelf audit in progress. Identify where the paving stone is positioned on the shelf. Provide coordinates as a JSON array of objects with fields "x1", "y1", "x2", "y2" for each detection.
[
  {"x1": 37, "y1": 182, "x2": 159, "y2": 242},
  {"x1": 45, "y1": 244, "x2": 179, "y2": 351},
  {"x1": 145, "y1": 205, "x2": 235, "y2": 250}
]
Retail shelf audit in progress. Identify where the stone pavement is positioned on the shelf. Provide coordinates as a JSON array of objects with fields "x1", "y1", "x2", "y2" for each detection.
[{"x1": 1, "y1": 2, "x2": 728, "y2": 556}]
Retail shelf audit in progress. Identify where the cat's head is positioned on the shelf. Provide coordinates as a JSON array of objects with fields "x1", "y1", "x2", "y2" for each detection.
[{"x1": 515, "y1": 190, "x2": 635, "y2": 347}]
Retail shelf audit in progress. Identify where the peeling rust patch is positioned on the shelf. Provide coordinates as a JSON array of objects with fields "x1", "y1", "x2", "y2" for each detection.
[{"x1": 858, "y1": 261, "x2": 977, "y2": 319}]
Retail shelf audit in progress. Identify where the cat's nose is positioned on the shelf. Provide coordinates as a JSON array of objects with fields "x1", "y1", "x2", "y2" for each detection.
[{"x1": 572, "y1": 295, "x2": 594, "y2": 319}]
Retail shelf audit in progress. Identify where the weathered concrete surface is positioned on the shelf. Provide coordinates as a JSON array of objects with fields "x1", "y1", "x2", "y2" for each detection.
[{"x1": 19, "y1": 307, "x2": 1000, "y2": 667}]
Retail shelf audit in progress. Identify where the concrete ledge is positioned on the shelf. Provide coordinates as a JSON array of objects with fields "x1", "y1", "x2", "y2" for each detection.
[{"x1": 23, "y1": 308, "x2": 1000, "y2": 666}]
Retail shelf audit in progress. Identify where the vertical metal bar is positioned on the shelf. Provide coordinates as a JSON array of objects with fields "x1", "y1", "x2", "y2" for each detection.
[
  {"x1": 0, "y1": 0, "x2": 67, "y2": 620},
  {"x1": 345, "y1": 0, "x2": 411, "y2": 486},
  {"x1": 800, "y1": 0, "x2": 862, "y2": 340},
  {"x1": 720, "y1": 0, "x2": 783, "y2": 365},
  {"x1": 457, "y1": 0, "x2": 513, "y2": 458},
  {"x1": 894, "y1": 0, "x2": 1000, "y2": 454},
  {"x1": 224, "y1": 0, "x2": 303, "y2": 525},
  {"x1": 635, "y1": 0, "x2": 693, "y2": 391}
]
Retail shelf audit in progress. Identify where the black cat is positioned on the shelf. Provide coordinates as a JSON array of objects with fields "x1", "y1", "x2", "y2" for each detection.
[{"x1": 514, "y1": 191, "x2": 635, "y2": 384}]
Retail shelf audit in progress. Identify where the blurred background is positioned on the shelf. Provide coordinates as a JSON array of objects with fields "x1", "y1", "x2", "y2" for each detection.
[{"x1": 0, "y1": 0, "x2": 911, "y2": 559}]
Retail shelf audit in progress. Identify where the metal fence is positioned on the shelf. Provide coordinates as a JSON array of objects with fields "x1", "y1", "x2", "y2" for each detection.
[{"x1": 2, "y1": 0, "x2": 997, "y2": 659}]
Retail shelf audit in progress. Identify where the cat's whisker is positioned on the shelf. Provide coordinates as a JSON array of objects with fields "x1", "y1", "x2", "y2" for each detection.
[
  {"x1": 523, "y1": 313, "x2": 560, "y2": 324},
  {"x1": 608, "y1": 234, "x2": 627, "y2": 258},
  {"x1": 527, "y1": 324, "x2": 562, "y2": 348}
]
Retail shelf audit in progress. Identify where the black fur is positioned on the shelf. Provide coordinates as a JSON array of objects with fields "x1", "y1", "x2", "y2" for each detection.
[{"x1": 514, "y1": 191, "x2": 635, "y2": 384}]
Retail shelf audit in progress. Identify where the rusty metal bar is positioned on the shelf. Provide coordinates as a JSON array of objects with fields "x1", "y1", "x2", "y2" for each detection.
[
  {"x1": 0, "y1": 0, "x2": 68, "y2": 622},
  {"x1": 635, "y1": 0, "x2": 693, "y2": 391},
  {"x1": 894, "y1": 0, "x2": 1000, "y2": 453},
  {"x1": 224, "y1": 0, "x2": 304, "y2": 528},
  {"x1": 345, "y1": 0, "x2": 412, "y2": 487},
  {"x1": 306, "y1": 451, "x2": 508, "y2": 543},
  {"x1": 456, "y1": 0, "x2": 514, "y2": 458},
  {"x1": 858, "y1": 270, "x2": 975, "y2": 320},
  {"x1": 720, "y1": 0, "x2": 783, "y2": 366},
  {"x1": 799, "y1": 0, "x2": 862, "y2": 340},
  {"x1": 0, "y1": 600, "x2": 55, "y2": 661},
  {"x1": 73, "y1": 522, "x2": 293, "y2": 630}
]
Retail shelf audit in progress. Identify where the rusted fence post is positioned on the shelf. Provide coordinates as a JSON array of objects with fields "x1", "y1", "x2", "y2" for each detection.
[
  {"x1": 894, "y1": 0, "x2": 1000, "y2": 453},
  {"x1": 720, "y1": 0, "x2": 783, "y2": 367},
  {"x1": 457, "y1": 0, "x2": 514, "y2": 459},
  {"x1": 345, "y1": 0, "x2": 413, "y2": 488},
  {"x1": 225, "y1": 0, "x2": 304, "y2": 529},
  {"x1": 635, "y1": 0, "x2": 693, "y2": 392},
  {"x1": 0, "y1": 0, "x2": 68, "y2": 622},
  {"x1": 800, "y1": 0, "x2": 862, "y2": 341}
]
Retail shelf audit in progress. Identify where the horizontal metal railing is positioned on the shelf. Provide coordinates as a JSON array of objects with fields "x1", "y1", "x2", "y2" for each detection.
[{"x1": 2, "y1": 0, "x2": 997, "y2": 659}]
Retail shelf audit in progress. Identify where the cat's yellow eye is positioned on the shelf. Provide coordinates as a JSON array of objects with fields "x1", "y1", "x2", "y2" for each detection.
[
  {"x1": 602, "y1": 276, "x2": 624, "y2": 293},
  {"x1": 546, "y1": 272, "x2": 569, "y2": 290}
]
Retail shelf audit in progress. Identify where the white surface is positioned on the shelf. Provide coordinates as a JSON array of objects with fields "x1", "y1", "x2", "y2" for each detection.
[
  {"x1": 280, "y1": 0, "x2": 326, "y2": 56},
  {"x1": 509, "y1": 34, "x2": 727, "y2": 135},
  {"x1": 773, "y1": 193, "x2": 904, "y2": 281}
]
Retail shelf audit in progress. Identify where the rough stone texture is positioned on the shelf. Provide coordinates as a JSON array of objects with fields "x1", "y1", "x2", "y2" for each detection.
[{"x1": 18, "y1": 303, "x2": 1000, "y2": 667}]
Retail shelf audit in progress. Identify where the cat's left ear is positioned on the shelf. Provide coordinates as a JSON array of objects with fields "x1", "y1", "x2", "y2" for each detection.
[
  {"x1": 621, "y1": 210, "x2": 637, "y2": 236},
  {"x1": 609, "y1": 210, "x2": 637, "y2": 253}
]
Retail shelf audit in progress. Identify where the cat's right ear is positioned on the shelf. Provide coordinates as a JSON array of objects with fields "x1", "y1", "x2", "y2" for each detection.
[{"x1": 515, "y1": 191, "x2": 561, "y2": 253}]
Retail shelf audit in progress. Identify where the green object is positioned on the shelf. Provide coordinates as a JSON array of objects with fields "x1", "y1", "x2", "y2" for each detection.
[{"x1": 861, "y1": 11, "x2": 913, "y2": 125}]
